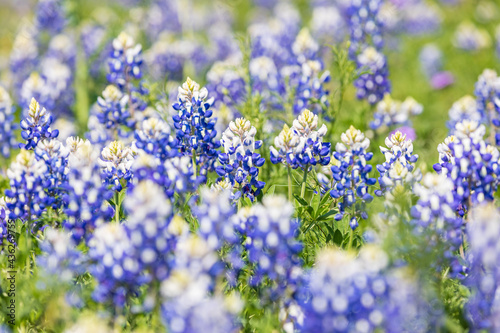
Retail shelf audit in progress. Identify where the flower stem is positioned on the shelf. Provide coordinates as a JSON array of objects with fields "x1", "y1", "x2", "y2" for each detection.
[
  {"x1": 114, "y1": 192, "x2": 120, "y2": 224},
  {"x1": 287, "y1": 165, "x2": 293, "y2": 202},
  {"x1": 192, "y1": 150, "x2": 197, "y2": 178},
  {"x1": 347, "y1": 228, "x2": 354, "y2": 251},
  {"x1": 300, "y1": 165, "x2": 309, "y2": 199}
]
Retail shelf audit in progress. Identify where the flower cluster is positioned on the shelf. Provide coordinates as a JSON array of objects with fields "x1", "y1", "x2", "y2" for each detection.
[
  {"x1": 99, "y1": 140, "x2": 135, "y2": 192},
  {"x1": 354, "y1": 47, "x2": 391, "y2": 105},
  {"x1": 5, "y1": 150, "x2": 50, "y2": 223},
  {"x1": 20, "y1": 98, "x2": 59, "y2": 150},
  {"x1": 97, "y1": 32, "x2": 148, "y2": 136},
  {"x1": 347, "y1": 0, "x2": 384, "y2": 56},
  {"x1": 300, "y1": 246, "x2": 435, "y2": 332},
  {"x1": 107, "y1": 32, "x2": 144, "y2": 90},
  {"x1": 453, "y1": 21, "x2": 491, "y2": 51},
  {"x1": 37, "y1": 228, "x2": 85, "y2": 282},
  {"x1": 62, "y1": 138, "x2": 114, "y2": 242},
  {"x1": 270, "y1": 109, "x2": 331, "y2": 169},
  {"x1": 130, "y1": 152, "x2": 202, "y2": 200},
  {"x1": 36, "y1": 0, "x2": 66, "y2": 34},
  {"x1": 193, "y1": 188, "x2": 238, "y2": 249},
  {"x1": 434, "y1": 121, "x2": 499, "y2": 213},
  {"x1": 447, "y1": 95, "x2": 481, "y2": 131},
  {"x1": 161, "y1": 235, "x2": 240, "y2": 333},
  {"x1": 288, "y1": 28, "x2": 330, "y2": 115},
  {"x1": 243, "y1": 196, "x2": 303, "y2": 303},
  {"x1": 88, "y1": 223, "x2": 143, "y2": 307},
  {"x1": 124, "y1": 180, "x2": 176, "y2": 283},
  {"x1": 370, "y1": 94, "x2": 423, "y2": 131},
  {"x1": 134, "y1": 117, "x2": 178, "y2": 161},
  {"x1": 95, "y1": 85, "x2": 132, "y2": 135},
  {"x1": 465, "y1": 204, "x2": 500, "y2": 331},
  {"x1": 172, "y1": 78, "x2": 220, "y2": 177},
  {"x1": 34, "y1": 138, "x2": 69, "y2": 209},
  {"x1": 411, "y1": 173, "x2": 465, "y2": 276},
  {"x1": 323, "y1": 126, "x2": 376, "y2": 229},
  {"x1": 0, "y1": 86, "x2": 16, "y2": 157},
  {"x1": 375, "y1": 131, "x2": 421, "y2": 196},
  {"x1": 0, "y1": 198, "x2": 12, "y2": 250},
  {"x1": 216, "y1": 118, "x2": 266, "y2": 201}
]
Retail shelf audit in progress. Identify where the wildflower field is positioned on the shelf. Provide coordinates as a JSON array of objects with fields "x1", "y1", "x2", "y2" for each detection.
[{"x1": 2, "y1": 0, "x2": 500, "y2": 331}]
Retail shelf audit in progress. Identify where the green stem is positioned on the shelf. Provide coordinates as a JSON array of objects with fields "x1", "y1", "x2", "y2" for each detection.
[
  {"x1": 347, "y1": 228, "x2": 354, "y2": 251},
  {"x1": 192, "y1": 150, "x2": 197, "y2": 178},
  {"x1": 300, "y1": 165, "x2": 309, "y2": 199},
  {"x1": 287, "y1": 165, "x2": 293, "y2": 202},
  {"x1": 26, "y1": 202, "x2": 32, "y2": 276},
  {"x1": 114, "y1": 192, "x2": 120, "y2": 224}
]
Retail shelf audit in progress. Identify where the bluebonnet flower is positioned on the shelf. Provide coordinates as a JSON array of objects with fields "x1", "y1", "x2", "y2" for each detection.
[
  {"x1": 105, "y1": 32, "x2": 148, "y2": 130},
  {"x1": 323, "y1": 126, "x2": 376, "y2": 228},
  {"x1": 46, "y1": 34, "x2": 76, "y2": 69},
  {"x1": 453, "y1": 21, "x2": 491, "y2": 51},
  {"x1": 249, "y1": 56, "x2": 283, "y2": 104},
  {"x1": 419, "y1": 44, "x2": 443, "y2": 79},
  {"x1": 38, "y1": 228, "x2": 85, "y2": 282},
  {"x1": 20, "y1": 98, "x2": 59, "y2": 150},
  {"x1": 0, "y1": 198, "x2": 12, "y2": 250},
  {"x1": 172, "y1": 78, "x2": 220, "y2": 177},
  {"x1": 474, "y1": 69, "x2": 500, "y2": 130},
  {"x1": 249, "y1": 3, "x2": 300, "y2": 68},
  {"x1": 270, "y1": 109, "x2": 331, "y2": 169},
  {"x1": 40, "y1": 57, "x2": 74, "y2": 118},
  {"x1": 354, "y1": 47, "x2": 391, "y2": 104},
  {"x1": 36, "y1": 0, "x2": 66, "y2": 34},
  {"x1": 5, "y1": 150, "x2": 50, "y2": 222},
  {"x1": 107, "y1": 32, "x2": 143, "y2": 90},
  {"x1": 161, "y1": 235, "x2": 241, "y2": 333},
  {"x1": 310, "y1": 5, "x2": 346, "y2": 44},
  {"x1": 124, "y1": 180, "x2": 175, "y2": 283},
  {"x1": 193, "y1": 188, "x2": 238, "y2": 251},
  {"x1": 88, "y1": 223, "x2": 143, "y2": 307},
  {"x1": 216, "y1": 118, "x2": 266, "y2": 201},
  {"x1": 80, "y1": 23, "x2": 107, "y2": 60},
  {"x1": 434, "y1": 121, "x2": 499, "y2": 213},
  {"x1": 98, "y1": 140, "x2": 135, "y2": 192},
  {"x1": 206, "y1": 56, "x2": 246, "y2": 114},
  {"x1": 96, "y1": 84, "x2": 133, "y2": 136},
  {"x1": 143, "y1": 0, "x2": 181, "y2": 40},
  {"x1": 62, "y1": 138, "x2": 114, "y2": 242},
  {"x1": 134, "y1": 117, "x2": 178, "y2": 160},
  {"x1": 347, "y1": 0, "x2": 384, "y2": 57},
  {"x1": 34, "y1": 138, "x2": 69, "y2": 209},
  {"x1": 370, "y1": 94, "x2": 423, "y2": 131},
  {"x1": 396, "y1": 1, "x2": 442, "y2": 36},
  {"x1": 447, "y1": 95, "x2": 481, "y2": 131},
  {"x1": 130, "y1": 152, "x2": 202, "y2": 200},
  {"x1": 9, "y1": 26, "x2": 38, "y2": 92},
  {"x1": 465, "y1": 204, "x2": 500, "y2": 330},
  {"x1": 243, "y1": 195, "x2": 303, "y2": 303},
  {"x1": 375, "y1": 131, "x2": 421, "y2": 196},
  {"x1": 411, "y1": 173, "x2": 465, "y2": 276},
  {"x1": 300, "y1": 246, "x2": 436, "y2": 332},
  {"x1": 144, "y1": 36, "x2": 209, "y2": 82},
  {"x1": 287, "y1": 29, "x2": 331, "y2": 115},
  {"x1": 20, "y1": 73, "x2": 54, "y2": 114},
  {"x1": 0, "y1": 86, "x2": 16, "y2": 157}
]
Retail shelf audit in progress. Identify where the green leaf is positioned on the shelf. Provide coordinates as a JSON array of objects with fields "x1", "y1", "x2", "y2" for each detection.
[
  {"x1": 294, "y1": 194, "x2": 309, "y2": 206},
  {"x1": 266, "y1": 185, "x2": 276, "y2": 196},
  {"x1": 317, "y1": 210, "x2": 337, "y2": 221}
]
